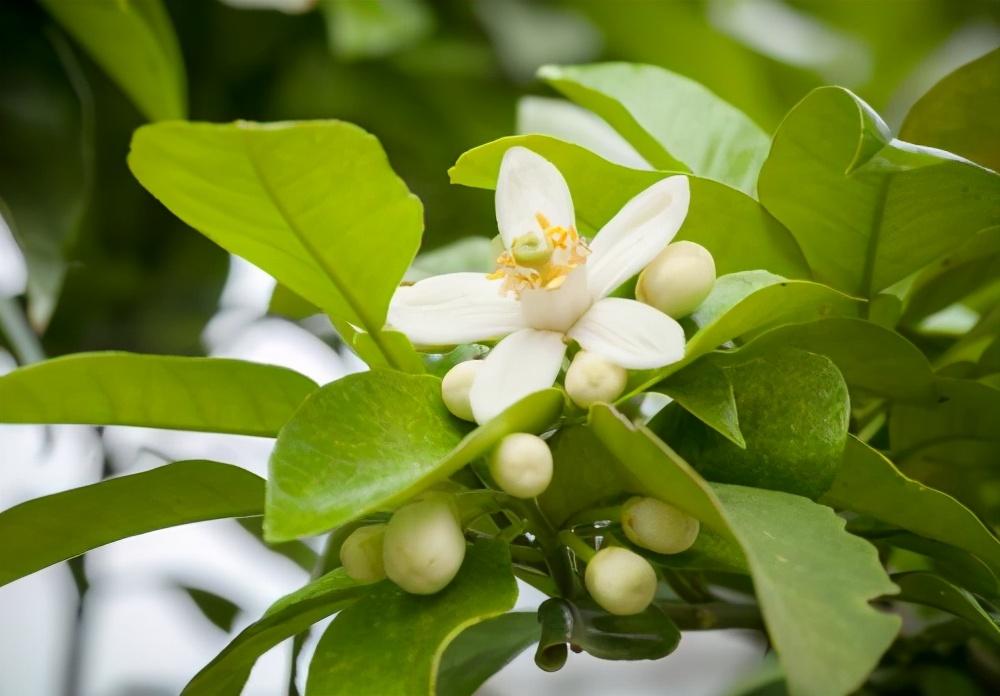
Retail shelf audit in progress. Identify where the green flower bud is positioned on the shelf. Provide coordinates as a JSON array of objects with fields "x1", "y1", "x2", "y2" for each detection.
[
  {"x1": 339, "y1": 524, "x2": 387, "y2": 583},
  {"x1": 511, "y1": 233, "x2": 553, "y2": 268},
  {"x1": 441, "y1": 360, "x2": 482, "y2": 422},
  {"x1": 564, "y1": 351, "x2": 627, "y2": 408},
  {"x1": 636, "y1": 241, "x2": 716, "y2": 318},
  {"x1": 621, "y1": 496, "x2": 700, "y2": 555},
  {"x1": 383, "y1": 494, "x2": 466, "y2": 595},
  {"x1": 585, "y1": 546, "x2": 657, "y2": 616},
  {"x1": 489, "y1": 433, "x2": 553, "y2": 499}
]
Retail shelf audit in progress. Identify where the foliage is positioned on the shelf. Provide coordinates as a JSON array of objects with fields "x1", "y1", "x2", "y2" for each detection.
[{"x1": 1, "y1": 2, "x2": 999, "y2": 696}]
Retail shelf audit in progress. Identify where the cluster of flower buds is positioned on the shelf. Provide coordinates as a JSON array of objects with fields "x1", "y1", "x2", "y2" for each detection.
[
  {"x1": 584, "y1": 496, "x2": 701, "y2": 615},
  {"x1": 339, "y1": 492, "x2": 467, "y2": 595}
]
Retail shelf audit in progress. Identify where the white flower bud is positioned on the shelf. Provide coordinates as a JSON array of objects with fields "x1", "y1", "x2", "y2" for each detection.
[
  {"x1": 585, "y1": 546, "x2": 658, "y2": 616},
  {"x1": 621, "y1": 496, "x2": 700, "y2": 555},
  {"x1": 383, "y1": 494, "x2": 466, "y2": 595},
  {"x1": 636, "y1": 241, "x2": 716, "y2": 318},
  {"x1": 489, "y1": 433, "x2": 553, "y2": 499},
  {"x1": 564, "y1": 351, "x2": 627, "y2": 408},
  {"x1": 339, "y1": 524, "x2": 387, "y2": 583},
  {"x1": 441, "y1": 360, "x2": 483, "y2": 422}
]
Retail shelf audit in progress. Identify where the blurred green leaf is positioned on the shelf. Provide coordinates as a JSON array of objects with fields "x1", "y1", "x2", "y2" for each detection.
[
  {"x1": 539, "y1": 62, "x2": 770, "y2": 194},
  {"x1": 894, "y1": 571, "x2": 1000, "y2": 646},
  {"x1": 759, "y1": 86, "x2": 1000, "y2": 297},
  {"x1": 128, "y1": 120, "x2": 423, "y2": 371},
  {"x1": 436, "y1": 611, "x2": 539, "y2": 696},
  {"x1": 0, "y1": 10, "x2": 92, "y2": 328},
  {"x1": 0, "y1": 461, "x2": 263, "y2": 587},
  {"x1": 891, "y1": 378, "x2": 1000, "y2": 454},
  {"x1": 266, "y1": 370, "x2": 562, "y2": 541},
  {"x1": 824, "y1": 437, "x2": 1000, "y2": 579},
  {"x1": 406, "y1": 237, "x2": 496, "y2": 281},
  {"x1": 38, "y1": 0, "x2": 186, "y2": 121},
  {"x1": 237, "y1": 517, "x2": 317, "y2": 572},
  {"x1": 653, "y1": 349, "x2": 849, "y2": 500},
  {"x1": 184, "y1": 586, "x2": 241, "y2": 633},
  {"x1": 450, "y1": 135, "x2": 810, "y2": 278},
  {"x1": 0, "y1": 352, "x2": 315, "y2": 435},
  {"x1": 306, "y1": 540, "x2": 517, "y2": 696},
  {"x1": 183, "y1": 568, "x2": 369, "y2": 696},
  {"x1": 587, "y1": 404, "x2": 900, "y2": 696},
  {"x1": 534, "y1": 597, "x2": 679, "y2": 670},
  {"x1": 268, "y1": 283, "x2": 320, "y2": 320},
  {"x1": 900, "y1": 48, "x2": 1000, "y2": 172},
  {"x1": 323, "y1": 0, "x2": 433, "y2": 60}
]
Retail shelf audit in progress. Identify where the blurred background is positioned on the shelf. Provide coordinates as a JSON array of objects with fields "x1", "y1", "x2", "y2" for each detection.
[{"x1": 1, "y1": 1, "x2": 998, "y2": 694}]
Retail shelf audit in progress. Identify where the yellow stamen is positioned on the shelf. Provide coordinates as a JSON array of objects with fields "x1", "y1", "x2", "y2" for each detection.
[{"x1": 490, "y1": 211, "x2": 591, "y2": 297}]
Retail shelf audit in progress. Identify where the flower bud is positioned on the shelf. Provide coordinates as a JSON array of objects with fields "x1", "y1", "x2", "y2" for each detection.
[
  {"x1": 339, "y1": 524, "x2": 387, "y2": 583},
  {"x1": 585, "y1": 546, "x2": 658, "y2": 616},
  {"x1": 636, "y1": 241, "x2": 716, "y2": 318},
  {"x1": 564, "y1": 351, "x2": 627, "y2": 408},
  {"x1": 441, "y1": 360, "x2": 483, "y2": 422},
  {"x1": 383, "y1": 494, "x2": 466, "y2": 595},
  {"x1": 621, "y1": 496, "x2": 700, "y2": 555},
  {"x1": 489, "y1": 433, "x2": 553, "y2": 499}
]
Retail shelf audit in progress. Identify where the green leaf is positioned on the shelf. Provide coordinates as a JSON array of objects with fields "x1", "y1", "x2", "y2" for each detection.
[
  {"x1": 538, "y1": 63, "x2": 770, "y2": 194},
  {"x1": 38, "y1": 0, "x2": 185, "y2": 121},
  {"x1": 0, "y1": 461, "x2": 263, "y2": 588},
  {"x1": 128, "y1": 120, "x2": 423, "y2": 371},
  {"x1": 436, "y1": 612, "x2": 539, "y2": 696},
  {"x1": 306, "y1": 540, "x2": 518, "y2": 696},
  {"x1": 0, "y1": 16, "x2": 92, "y2": 328},
  {"x1": 183, "y1": 569, "x2": 369, "y2": 696},
  {"x1": 588, "y1": 405, "x2": 900, "y2": 696},
  {"x1": 449, "y1": 134, "x2": 809, "y2": 278},
  {"x1": 714, "y1": 317, "x2": 936, "y2": 402},
  {"x1": 758, "y1": 86, "x2": 1000, "y2": 298},
  {"x1": 900, "y1": 48, "x2": 1000, "y2": 172},
  {"x1": 893, "y1": 572, "x2": 1000, "y2": 646},
  {"x1": 183, "y1": 587, "x2": 241, "y2": 633},
  {"x1": 322, "y1": 0, "x2": 433, "y2": 60},
  {"x1": 268, "y1": 284, "x2": 320, "y2": 320},
  {"x1": 824, "y1": 437, "x2": 1000, "y2": 579},
  {"x1": 657, "y1": 358, "x2": 744, "y2": 448},
  {"x1": 879, "y1": 532, "x2": 998, "y2": 600},
  {"x1": 534, "y1": 597, "x2": 680, "y2": 671},
  {"x1": 625, "y1": 273, "x2": 861, "y2": 399},
  {"x1": 653, "y1": 349, "x2": 849, "y2": 500},
  {"x1": 0, "y1": 352, "x2": 316, "y2": 436},
  {"x1": 266, "y1": 370, "x2": 562, "y2": 541},
  {"x1": 890, "y1": 378, "x2": 1000, "y2": 454},
  {"x1": 406, "y1": 237, "x2": 496, "y2": 282}
]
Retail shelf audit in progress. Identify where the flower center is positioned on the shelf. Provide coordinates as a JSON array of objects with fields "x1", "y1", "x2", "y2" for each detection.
[{"x1": 488, "y1": 212, "x2": 590, "y2": 296}]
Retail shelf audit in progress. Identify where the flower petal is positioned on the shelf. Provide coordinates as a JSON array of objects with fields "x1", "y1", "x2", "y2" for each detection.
[
  {"x1": 387, "y1": 273, "x2": 525, "y2": 347},
  {"x1": 496, "y1": 147, "x2": 575, "y2": 248},
  {"x1": 568, "y1": 298, "x2": 684, "y2": 370},
  {"x1": 586, "y1": 176, "x2": 690, "y2": 300},
  {"x1": 520, "y1": 265, "x2": 592, "y2": 332},
  {"x1": 470, "y1": 328, "x2": 566, "y2": 423}
]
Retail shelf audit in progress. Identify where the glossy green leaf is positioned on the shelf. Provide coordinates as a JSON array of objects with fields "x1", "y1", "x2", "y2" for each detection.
[
  {"x1": 900, "y1": 48, "x2": 1000, "y2": 172},
  {"x1": 184, "y1": 587, "x2": 241, "y2": 633},
  {"x1": 893, "y1": 572, "x2": 1000, "y2": 646},
  {"x1": 824, "y1": 437, "x2": 1000, "y2": 578},
  {"x1": 713, "y1": 317, "x2": 936, "y2": 402},
  {"x1": 626, "y1": 273, "x2": 861, "y2": 398},
  {"x1": 436, "y1": 612, "x2": 539, "y2": 696},
  {"x1": 588, "y1": 405, "x2": 900, "y2": 696},
  {"x1": 890, "y1": 378, "x2": 1000, "y2": 454},
  {"x1": 0, "y1": 16, "x2": 92, "y2": 328},
  {"x1": 758, "y1": 86, "x2": 1000, "y2": 298},
  {"x1": 653, "y1": 349, "x2": 849, "y2": 499},
  {"x1": 183, "y1": 569, "x2": 369, "y2": 696},
  {"x1": 0, "y1": 352, "x2": 316, "y2": 436},
  {"x1": 534, "y1": 597, "x2": 680, "y2": 671},
  {"x1": 449, "y1": 134, "x2": 809, "y2": 278},
  {"x1": 306, "y1": 540, "x2": 517, "y2": 696},
  {"x1": 266, "y1": 370, "x2": 562, "y2": 541},
  {"x1": 323, "y1": 0, "x2": 433, "y2": 60},
  {"x1": 38, "y1": 0, "x2": 185, "y2": 121},
  {"x1": 128, "y1": 120, "x2": 423, "y2": 370},
  {"x1": 538, "y1": 63, "x2": 770, "y2": 194},
  {"x1": 0, "y1": 461, "x2": 263, "y2": 587},
  {"x1": 657, "y1": 358, "x2": 744, "y2": 447}
]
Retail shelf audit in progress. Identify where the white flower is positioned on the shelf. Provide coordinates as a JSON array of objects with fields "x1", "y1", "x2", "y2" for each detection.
[{"x1": 389, "y1": 147, "x2": 689, "y2": 423}]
